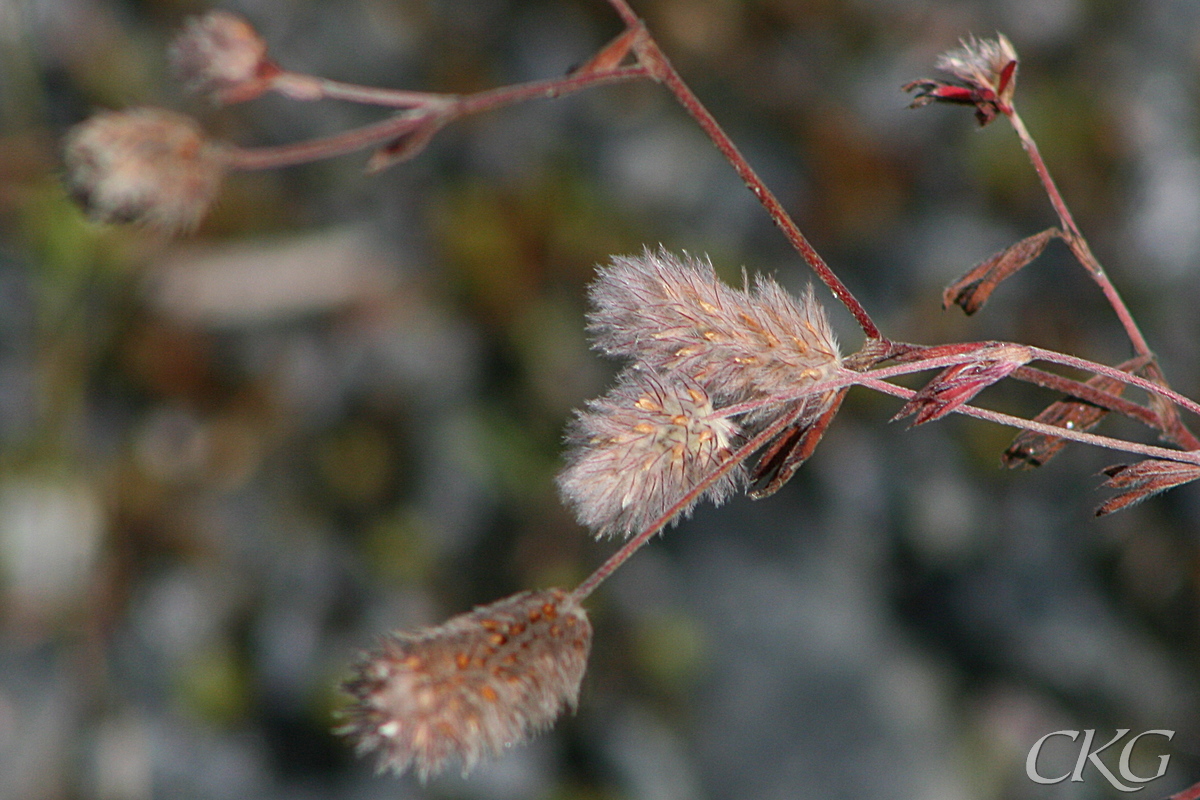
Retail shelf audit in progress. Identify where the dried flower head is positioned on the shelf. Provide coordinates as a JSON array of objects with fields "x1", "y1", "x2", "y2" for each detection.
[
  {"x1": 588, "y1": 249, "x2": 841, "y2": 414},
  {"x1": 905, "y1": 34, "x2": 1019, "y2": 125},
  {"x1": 63, "y1": 108, "x2": 225, "y2": 233},
  {"x1": 937, "y1": 35, "x2": 1017, "y2": 100},
  {"x1": 339, "y1": 588, "x2": 592, "y2": 781},
  {"x1": 558, "y1": 369, "x2": 742, "y2": 538},
  {"x1": 169, "y1": 11, "x2": 273, "y2": 103}
]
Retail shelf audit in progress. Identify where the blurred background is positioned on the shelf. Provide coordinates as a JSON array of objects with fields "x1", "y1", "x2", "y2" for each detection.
[{"x1": 2, "y1": 0, "x2": 1200, "y2": 797}]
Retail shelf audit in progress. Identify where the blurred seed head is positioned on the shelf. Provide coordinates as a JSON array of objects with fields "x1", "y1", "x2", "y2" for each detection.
[
  {"x1": 63, "y1": 108, "x2": 225, "y2": 233},
  {"x1": 588, "y1": 249, "x2": 841, "y2": 416},
  {"x1": 339, "y1": 588, "x2": 592, "y2": 781},
  {"x1": 558, "y1": 369, "x2": 742, "y2": 538},
  {"x1": 170, "y1": 11, "x2": 271, "y2": 102}
]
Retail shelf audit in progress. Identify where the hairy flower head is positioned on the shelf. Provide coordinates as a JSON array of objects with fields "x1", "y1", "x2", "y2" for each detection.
[
  {"x1": 63, "y1": 108, "x2": 225, "y2": 233},
  {"x1": 587, "y1": 249, "x2": 841, "y2": 416},
  {"x1": 558, "y1": 369, "x2": 742, "y2": 538},
  {"x1": 339, "y1": 588, "x2": 592, "y2": 781},
  {"x1": 170, "y1": 11, "x2": 272, "y2": 102}
]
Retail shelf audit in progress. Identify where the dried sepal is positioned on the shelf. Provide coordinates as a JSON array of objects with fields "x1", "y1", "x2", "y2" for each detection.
[
  {"x1": 365, "y1": 113, "x2": 450, "y2": 173},
  {"x1": 169, "y1": 11, "x2": 274, "y2": 103},
  {"x1": 749, "y1": 389, "x2": 846, "y2": 499},
  {"x1": 905, "y1": 33, "x2": 1019, "y2": 125},
  {"x1": 893, "y1": 344, "x2": 1032, "y2": 427},
  {"x1": 339, "y1": 588, "x2": 592, "y2": 781},
  {"x1": 944, "y1": 228, "x2": 1061, "y2": 315},
  {"x1": 558, "y1": 369, "x2": 742, "y2": 538},
  {"x1": 1095, "y1": 459, "x2": 1200, "y2": 516},
  {"x1": 571, "y1": 26, "x2": 640, "y2": 76},
  {"x1": 587, "y1": 248, "x2": 841, "y2": 412},
  {"x1": 63, "y1": 108, "x2": 226, "y2": 233},
  {"x1": 1002, "y1": 371, "x2": 1128, "y2": 469}
]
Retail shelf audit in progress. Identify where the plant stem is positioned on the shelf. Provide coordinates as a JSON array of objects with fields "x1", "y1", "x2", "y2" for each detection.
[
  {"x1": 712, "y1": 342, "x2": 1200, "y2": 441},
  {"x1": 224, "y1": 66, "x2": 650, "y2": 171},
  {"x1": 1006, "y1": 107, "x2": 1154, "y2": 359},
  {"x1": 601, "y1": 0, "x2": 882, "y2": 342},
  {"x1": 854, "y1": 375, "x2": 1200, "y2": 466},
  {"x1": 271, "y1": 72, "x2": 453, "y2": 107}
]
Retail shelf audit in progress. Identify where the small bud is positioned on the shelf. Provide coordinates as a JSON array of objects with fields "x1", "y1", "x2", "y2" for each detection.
[
  {"x1": 169, "y1": 11, "x2": 273, "y2": 103},
  {"x1": 892, "y1": 343, "x2": 1032, "y2": 427},
  {"x1": 63, "y1": 108, "x2": 225, "y2": 233},
  {"x1": 339, "y1": 589, "x2": 592, "y2": 781},
  {"x1": 558, "y1": 369, "x2": 742, "y2": 538},
  {"x1": 1096, "y1": 459, "x2": 1200, "y2": 516},
  {"x1": 905, "y1": 34, "x2": 1019, "y2": 125},
  {"x1": 588, "y1": 249, "x2": 841, "y2": 414}
]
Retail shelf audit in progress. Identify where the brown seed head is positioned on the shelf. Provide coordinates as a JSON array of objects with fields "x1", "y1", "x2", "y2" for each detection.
[
  {"x1": 587, "y1": 249, "x2": 841, "y2": 417},
  {"x1": 558, "y1": 369, "x2": 742, "y2": 538},
  {"x1": 170, "y1": 11, "x2": 271, "y2": 102},
  {"x1": 63, "y1": 108, "x2": 225, "y2": 233},
  {"x1": 338, "y1": 588, "x2": 592, "y2": 781}
]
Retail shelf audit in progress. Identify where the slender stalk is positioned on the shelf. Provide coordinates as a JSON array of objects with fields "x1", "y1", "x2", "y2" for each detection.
[
  {"x1": 272, "y1": 72, "x2": 454, "y2": 107},
  {"x1": 648, "y1": 38, "x2": 882, "y2": 341},
  {"x1": 1027, "y1": 346, "x2": 1200, "y2": 421},
  {"x1": 598, "y1": 0, "x2": 882, "y2": 342},
  {"x1": 1006, "y1": 107, "x2": 1154, "y2": 359},
  {"x1": 714, "y1": 341, "x2": 1199, "y2": 425},
  {"x1": 1009, "y1": 364, "x2": 1159, "y2": 428},
  {"x1": 854, "y1": 376, "x2": 1200, "y2": 466},
  {"x1": 224, "y1": 66, "x2": 650, "y2": 171},
  {"x1": 223, "y1": 112, "x2": 434, "y2": 170}
]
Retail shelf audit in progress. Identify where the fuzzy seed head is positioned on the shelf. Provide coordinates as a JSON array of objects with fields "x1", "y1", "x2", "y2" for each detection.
[
  {"x1": 338, "y1": 589, "x2": 592, "y2": 781},
  {"x1": 558, "y1": 369, "x2": 742, "y2": 538},
  {"x1": 170, "y1": 11, "x2": 269, "y2": 100},
  {"x1": 587, "y1": 249, "x2": 841, "y2": 414},
  {"x1": 63, "y1": 108, "x2": 225, "y2": 233},
  {"x1": 936, "y1": 34, "x2": 1018, "y2": 104}
]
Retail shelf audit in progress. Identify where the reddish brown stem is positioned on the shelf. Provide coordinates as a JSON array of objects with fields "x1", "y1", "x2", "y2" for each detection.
[
  {"x1": 603, "y1": 6, "x2": 882, "y2": 342},
  {"x1": 1006, "y1": 108, "x2": 1154, "y2": 359},
  {"x1": 224, "y1": 65, "x2": 651, "y2": 171},
  {"x1": 855, "y1": 375, "x2": 1200, "y2": 467},
  {"x1": 271, "y1": 72, "x2": 452, "y2": 107},
  {"x1": 1008, "y1": 365, "x2": 1160, "y2": 427}
]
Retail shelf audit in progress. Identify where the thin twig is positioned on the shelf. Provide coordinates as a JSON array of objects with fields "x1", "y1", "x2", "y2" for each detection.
[
  {"x1": 854, "y1": 376, "x2": 1200, "y2": 466},
  {"x1": 1006, "y1": 107, "x2": 1154, "y2": 359},
  {"x1": 599, "y1": 0, "x2": 883, "y2": 342},
  {"x1": 224, "y1": 66, "x2": 651, "y2": 171}
]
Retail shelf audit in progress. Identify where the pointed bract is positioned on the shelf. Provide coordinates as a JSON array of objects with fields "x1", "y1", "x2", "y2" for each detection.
[
  {"x1": 893, "y1": 344, "x2": 1032, "y2": 427},
  {"x1": 1095, "y1": 460, "x2": 1200, "y2": 516}
]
